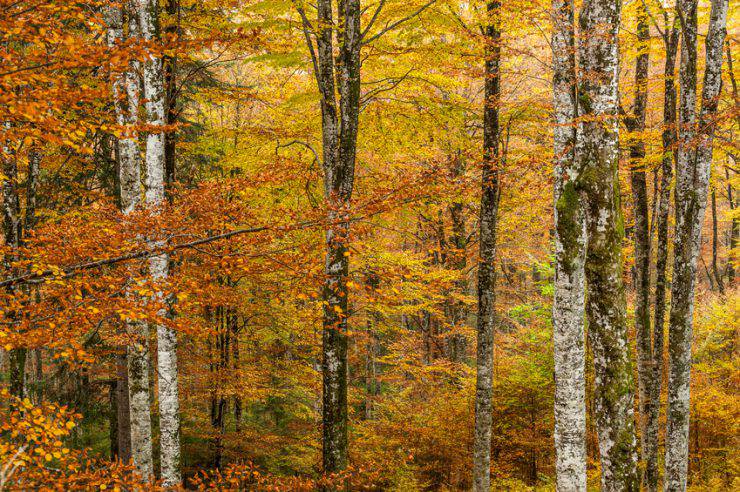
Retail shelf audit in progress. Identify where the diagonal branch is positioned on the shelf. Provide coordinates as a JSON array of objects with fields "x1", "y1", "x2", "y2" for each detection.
[{"x1": 361, "y1": 0, "x2": 437, "y2": 45}]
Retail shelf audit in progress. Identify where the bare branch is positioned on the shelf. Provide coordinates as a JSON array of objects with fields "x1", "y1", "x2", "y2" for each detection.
[
  {"x1": 361, "y1": 0, "x2": 437, "y2": 46},
  {"x1": 293, "y1": 2, "x2": 322, "y2": 88},
  {"x1": 360, "y1": 0, "x2": 386, "y2": 40}
]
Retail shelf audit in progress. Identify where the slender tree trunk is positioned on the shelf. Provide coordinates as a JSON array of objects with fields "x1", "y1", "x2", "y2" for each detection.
[
  {"x1": 299, "y1": 0, "x2": 360, "y2": 473},
  {"x1": 137, "y1": 0, "x2": 181, "y2": 485},
  {"x1": 163, "y1": 0, "x2": 178, "y2": 188},
  {"x1": 106, "y1": 3, "x2": 153, "y2": 480},
  {"x1": 474, "y1": 3, "x2": 501, "y2": 490},
  {"x1": 116, "y1": 351, "x2": 132, "y2": 462},
  {"x1": 725, "y1": 45, "x2": 738, "y2": 286},
  {"x1": 551, "y1": 0, "x2": 587, "y2": 488},
  {"x1": 710, "y1": 189, "x2": 725, "y2": 294},
  {"x1": 665, "y1": 0, "x2": 728, "y2": 488},
  {"x1": 231, "y1": 311, "x2": 242, "y2": 432},
  {"x1": 725, "y1": 164, "x2": 737, "y2": 285},
  {"x1": 2, "y1": 128, "x2": 25, "y2": 400},
  {"x1": 447, "y1": 153, "x2": 468, "y2": 363},
  {"x1": 578, "y1": 0, "x2": 640, "y2": 488},
  {"x1": 648, "y1": 23, "x2": 680, "y2": 490},
  {"x1": 625, "y1": 5, "x2": 661, "y2": 490}
]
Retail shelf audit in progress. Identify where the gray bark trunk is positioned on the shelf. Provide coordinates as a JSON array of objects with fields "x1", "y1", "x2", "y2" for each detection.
[
  {"x1": 625, "y1": 5, "x2": 661, "y2": 490},
  {"x1": 578, "y1": 0, "x2": 640, "y2": 487},
  {"x1": 298, "y1": 0, "x2": 361, "y2": 473},
  {"x1": 106, "y1": 3, "x2": 153, "y2": 480},
  {"x1": 474, "y1": 2, "x2": 501, "y2": 490},
  {"x1": 447, "y1": 153, "x2": 468, "y2": 363},
  {"x1": 551, "y1": 0, "x2": 587, "y2": 487},
  {"x1": 2, "y1": 125, "x2": 26, "y2": 400},
  {"x1": 664, "y1": 0, "x2": 728, "y2": 488},
  {"x1": 137, "y1": 0, "x2": 181, "y2": 485}
]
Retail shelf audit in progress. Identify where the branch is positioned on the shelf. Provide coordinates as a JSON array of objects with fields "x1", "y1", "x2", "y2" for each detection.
[
  {"x1": 276, "y1": 139, "x2": 322, "y2": 167},
  {"x1": 0, "y1": 221, "x2": 320, "y2": 288},
  {"x1": 293, "y1": 1, "x2": 322, "y2": 88},
  {"x1": 361, "y1": 0, "x2": 437, "y2": 45},
  {"x1": 360, "y1": 0, "x2": 386, "y2": 41}
]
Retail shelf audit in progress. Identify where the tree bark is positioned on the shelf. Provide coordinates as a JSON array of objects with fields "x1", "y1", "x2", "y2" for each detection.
[
  {"x1": 578, "y1": 0, "x2": 640, "y2": 488},
  {"x1": 164, "y1": 0, "x2": 179, "y2": 188},
  {"x1": 298, "y1": 0, "x2": 361, "y2": 473},
  {"x1": 2, "y1": 125, "x2": 26, "y2": 400},
  {"x1": 137, "y1": 0, "x2": 181, "y2": 485},
  {"x1": 725, "y1": 45, "x2": 738, "y2": 286},
  {"x1": 474, "y1": 2, "x2": 501, "y2": 490},
  {"x1": 625, "y1": 5, "x2": 661, "y2": 490},
  {"x1": 665, "y1": 0, "x2": 728, "y2": 488},
  {"x1": 551, "y1": 0, "x2": 587, "y2": 488},
  {"x1": 106, "y1": 3, "x2": 154, "y2": 481},
  {"x1": 447, "y1": 153, "x2": 468, "y2": 363},
  {"x1": 710, "y1": 188, "x2": 725, "y2": 294}
]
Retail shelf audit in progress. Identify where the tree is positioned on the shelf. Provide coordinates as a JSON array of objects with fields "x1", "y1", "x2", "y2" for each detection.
[
  {"x1": 623, "y1": 2, "x2": 661, "y2": 489},
  {"x1": 294, "y1": 0, "x2": 361, "y2": 472},
  {"x1": 577, "y1": 0, "x2": 640, "y2": 486},
  {"x1": 551, "y1": 0, "x2": 587, "y2": 486},
  {"x1": 106, "y1": 1, "x2": 155, "y2": 480},
  {"x1": 473, "y1": 1, "x2": 502, "y2": 490},
  {"x1": 137, "y1": 0, "x2": 182, "y2": 484},
  {"x1": 665, "y1": 0, "x2": 729, "y2": 487}
]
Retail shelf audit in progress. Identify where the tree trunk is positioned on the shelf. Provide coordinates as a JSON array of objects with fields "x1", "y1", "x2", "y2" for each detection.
[
  {"x1": 725, "y1": 45, "x2": 738, "y2": 286},
  {"x1": 551, "y1": 0, "x2": 587, "y2": 488},
  {"x1": 447, "y1": 153, "x2": 468, "y2": 363},
  {"x1": 164, "y1": 0, "x2": 179, "y2": 188},
  {"x1": 473, "y1": 3, "x2": 501, "y2": 490},
  {"x1": 231, "y1": 311, "x2": 242, "y2": 432},
  {"x1": 137, "y1": 0, "x2": 182, "y2": 484},
  {"x1": 106, "y1": 3, "x2": 153, "y2": 480},
  {"x1": 625, "y1": 5, "x2": 661, "y2": 490},
  {"x1": 665, "y1": 0, "x2": 728, "y2": 488},
  {"x1": 578, "y1": 0, "x2": 640, "y2": 488},
  {"x1": 298, "y1": 0, "x2": 361, "y2": 474},
  {"x1": 710, "y1": 189, "x2": 725, "y2": 294},
  {"x1": 725, "y1": 164, "x2": 737, "y2": 285},
  {"x1": 2, "y1": 128, "x2": 26, "y2": 400},
  {"x1": 116, "y1": 350, "x2": 132, "y2": 462}
]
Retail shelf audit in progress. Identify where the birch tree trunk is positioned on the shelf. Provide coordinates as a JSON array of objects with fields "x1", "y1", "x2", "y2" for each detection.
[
  {"x1": 578, "y1": 0, "x2": 640, "y2": 487},
  {"x1": 551, "y1": 0, "x2": 587, "y2": 487},
  {"x1": 473, "y1": 2, "x2": 501, "y2": 489},
  {"x1": 137, "y1": 0, "x2": 181, "y2": 485},
  {"x1": 665, "y1": 0, "x2": 728, "y2": 488}
]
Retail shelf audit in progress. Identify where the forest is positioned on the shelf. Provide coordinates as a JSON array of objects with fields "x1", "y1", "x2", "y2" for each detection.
[{"x1": 0, "y1": 0, "x2": 737, "y2": 490}]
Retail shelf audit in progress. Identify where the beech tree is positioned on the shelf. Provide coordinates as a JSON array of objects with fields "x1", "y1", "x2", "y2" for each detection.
[
  {"x1": 137, "y1": 0, "x2": 182, "y2": 485},
  {"x1": 623, "y1": 3, "x2": 661, "y2": 489},
  {"x1": 473, "y1": 1, "x2": 502, "y2": 490},
  {"x1": 665, "y1": 0, "x2": 728, "y2": 488},
  {"x1": 551, "y1": 0, "x2": 587, "y2": 487},
  {"x1": 578, "y1": 0, "x2": 640, "y2": 486},
  {"x1": 105, "y1": 1, "x2": 155, "y2": 480},
  {"x1": 552, "y1": 0, "x2": 640, "y2": 487}
]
